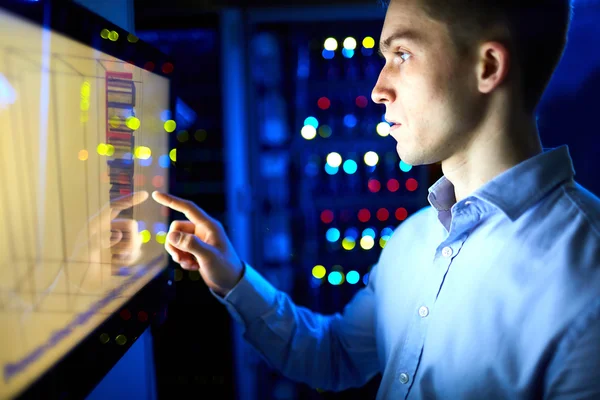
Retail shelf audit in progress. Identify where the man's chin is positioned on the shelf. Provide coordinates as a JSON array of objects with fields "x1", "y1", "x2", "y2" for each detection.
[{"x1": 395, "y1": 145, "x2": 429, "y2": 167}]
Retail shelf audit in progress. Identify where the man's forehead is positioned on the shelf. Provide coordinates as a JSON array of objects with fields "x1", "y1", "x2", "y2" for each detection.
[{"x1": 380, "y1": 0, "x2": 440, "y2": 47}]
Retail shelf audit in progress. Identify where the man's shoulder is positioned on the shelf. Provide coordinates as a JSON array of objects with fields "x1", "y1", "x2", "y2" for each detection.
[
  {"x1": 388, "y1": 204, "x2": 437, "y2": 241},
  {"x1": 560, "y1": 180, "x2": 600, "y2": 237}
]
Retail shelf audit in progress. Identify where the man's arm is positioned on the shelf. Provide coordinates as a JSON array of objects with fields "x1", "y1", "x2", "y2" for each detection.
[
  {"x1": 544, "y1": 310, "x2": 600, "y2": 399},
  {"x1": 211, "y1": 262, "x2": 381, "y2": 392}
]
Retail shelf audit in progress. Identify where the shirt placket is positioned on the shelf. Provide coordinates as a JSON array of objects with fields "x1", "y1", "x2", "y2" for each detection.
[{"x1": 395, "y1": 213, "x2": 470, "y2": 399}]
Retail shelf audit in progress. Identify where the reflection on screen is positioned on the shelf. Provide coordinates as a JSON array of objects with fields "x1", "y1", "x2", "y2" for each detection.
[{"x1": 0, "y1": 8, "x2": 170, "y2": 398}]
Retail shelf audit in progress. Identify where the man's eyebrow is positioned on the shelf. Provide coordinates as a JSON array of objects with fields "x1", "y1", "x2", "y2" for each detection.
[{"x1": 379, "y1": 29, "x2": 424, "y2": 53}]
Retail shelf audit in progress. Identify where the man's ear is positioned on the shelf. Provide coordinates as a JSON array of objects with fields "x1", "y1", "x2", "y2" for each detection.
[{"x1": 476, "y1": 41, "x2": 510, "y2": 94}]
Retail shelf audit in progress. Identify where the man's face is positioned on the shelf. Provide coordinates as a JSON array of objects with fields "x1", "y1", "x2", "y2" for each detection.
[{"x1": 372, "y1": 0, "x2": 483, "y2": 166}]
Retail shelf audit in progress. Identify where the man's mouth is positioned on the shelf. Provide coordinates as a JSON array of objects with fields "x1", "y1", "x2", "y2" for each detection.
[{"x1": 390, "y1": 123, "x2": 402, "y2": 133}]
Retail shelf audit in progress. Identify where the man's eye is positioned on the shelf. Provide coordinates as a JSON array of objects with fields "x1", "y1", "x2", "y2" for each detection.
[{"x1": 396, "y1": 52, "x2": 411, "y2": 63}]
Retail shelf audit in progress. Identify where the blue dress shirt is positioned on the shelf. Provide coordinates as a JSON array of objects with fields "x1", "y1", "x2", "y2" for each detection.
[{"x1": 211, "y1": 145, "x2": 600, "y2": 399}]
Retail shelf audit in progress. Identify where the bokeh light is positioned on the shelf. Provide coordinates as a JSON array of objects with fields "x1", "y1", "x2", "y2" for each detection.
[
  {"x1": 304, "y1": 116, "x2": 319, "y2": 128},
  {"x1": 342, "y1": 48, "x2": 354, "y2": 58},
  {"x1": 324, "y1": 37, "x2": 338, "y2": 51},
  {"x1": 138, "y1": 311, "x2": 148, "y2": 322},
  {"x1": 78, "y1": 150, "x2": 88, "y2": 161},
  {"x1": 322, "y1": 49, "x2": 335, "y2": 59},
  {"x1": 387, "y1": 179, "x2": 400, "y2": 192},
  {"x1": 99, "y1": 333, "x2": 110, "y2": 344},
  {"x1": 195, "y1": 129, "x2": 208, "y2": 142},
  {"x1": 133, "y1": 174, "x2": 146, "y2": 187},
  {"x1": 312, "y1": 265, "x2": 326, "y2": 279},
  {"x1": 343, "y1": 37, "x2": 357, "y2": 50},
  {"x1": 368, "y1": 179, "x2": 381, "y2": 193},
  {"x1": 162, "y1": 62, "x2": 174, "y2": 74},
  {"x1": 379, "y1": 237, "x2": 388, "y2": 248},
  {"x1": 328, "y1": 271, "x2": 343, "y2": 285},
  {"x1": 109, "y1": 115, "x2": 121, "y2": 128},
  {"x1": 363, "y1": 272, "x2": 370, "y2": 285},
  {"x1": 100, "y1": 29, "x2": 109, "y2": 39},
  {"x1": 159, "y1": 154, "x2": 170, "y2": 168},
  {"x1": 120, "y1": 309, "x2": 131, "y2": 320},
  {"x1": 362, "y1": 228, "x2": 376, "y2": 239},
  {"x1": 139, "y1": 155, "x2": 153, "y2": 166},
  {"x1": 346, "y1": 271, "x2": 360, "y2": 284},
  {"x1": 324, "y1": 164, "x2": 338, "y2": 175},
  {"x1": 164, "y1": 120, "x2": 176, "y2": 132},
  {"x1": 342, "y1": 237, "x2": 356, "y2": 250},
  {"x1": 80, "y1": 81, "x2": 90, "y2": 97},
  {"x1": 140, "y1": 230, "x2": 151, "y2": 243},
  {"x1": 127, "y1": 33, "x2": 139, "y2": 43},
  {"x1": 382, "y1": 227, "x2": 394, "y2": 237},
  {"x1": 326, "y1": 152, "x2": 342, "y2": 168},
  {"x1": 318, "y1": 125, "x2": 332, "y2": 138},
  {"x1": 344, "y1": 227, "x2": 359, "y2": 240},
  {"x1": 360, "y1": 236, "x2": 375, "y2": 250},
  {"x1": 108, "y1": 31, "x2": 119, "y2": 41},
  {"x1": 169, "y1": 148, "x2": 177, "y2": 162},
  {"x1": 355, "y1": 96, "x2": 368, "y2": 108},
  {"x1": 326, "y1": 228, "x2": 341, "y2": 242},
  {"x1": 134, "y1": 146, "x2": 151, "y2": 160},
  {"x1": 343, "y1": 114, "x2": 357, "y2": 128},
  {"x1": 406, "y1": 178, "x2": 419, "y2": 192},
  {"x1": 97, "y1": 143, "x2": 108, "y2": 156},
  {"x1": 377, "y1": 208, "x2": 389, "y2": 221},
  {"x1": 395, "y1": 207, "x2": 408, "y2": 221},
  {"x1": 152, "y1": 175, "x2": 164, "y2": 188},
  {"x1": 364, "y1": 151, "x2": 379, "y2": 166},
  {"x1": 361, "y1": 47, "x2": 374, "y2": 57},
  {"x1": 320, "y1": 210, "x2": 334, "y2": 224},
  {"x1": 156, "y1": 231, "x2": 167, "y2": 244},
  {"x1": 125, "y1": 116, "x2": 140, "y2": 130},
  {"x1": 358, "y1": 209, "x2": 371, "y2": 222},
  {"x1": 174, "y1": 269, "x2": 183, "y2": 281},
  {"x1": 115, "y1": 334, "x2": 127, "y2": 346},
  {"x1": 377, "y1": 122, "x2": 391, "y2": 137},
  {"x1": 318, "y1": 97, "x2": 331, "y2": 110},
  {"x1": 301, "y1": 125, "x2": 317, "y2": 140},
  {"x1": 362, "y1": 36, "x2": 375, "y2": 48},
  {"x1": 343, "y1": 159, "x2": 358, "y2": 174},
  {"x1": 160, "y1": 110, "x2": 171, "y2": 122},
  {"x1": 400, "y1": 160, "x2": 413, "y2": 172},
  {"x1": 177, "y1": 130, "x2": 189, "y2": 142}
]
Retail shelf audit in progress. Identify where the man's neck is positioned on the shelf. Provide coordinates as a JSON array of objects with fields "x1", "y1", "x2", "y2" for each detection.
[{"x1": 441, "y1": 114, "x2": 543, "y2": 203}]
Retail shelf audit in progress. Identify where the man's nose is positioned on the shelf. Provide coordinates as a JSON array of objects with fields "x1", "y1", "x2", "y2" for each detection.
[{"x1": 371, "y1": 71, "x2": 394, "y2": 105}]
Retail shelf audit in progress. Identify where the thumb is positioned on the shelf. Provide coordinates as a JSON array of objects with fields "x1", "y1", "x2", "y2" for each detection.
[{"x1": 168, "y1": 231, "x2": 212, "y2": 261}]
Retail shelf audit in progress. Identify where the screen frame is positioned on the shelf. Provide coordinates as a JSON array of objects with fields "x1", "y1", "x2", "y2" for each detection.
[{"x1": 0, "y1": 0, "x2": 176, "y2": 398}]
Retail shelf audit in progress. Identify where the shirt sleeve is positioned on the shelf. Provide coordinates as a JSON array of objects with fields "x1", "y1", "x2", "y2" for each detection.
[
  {"x1": 210, "y1": 262, "x2": 381, "y2": 392},
  {"x1": 544, "y1": 306, "x2": 600, "y2": 399}
]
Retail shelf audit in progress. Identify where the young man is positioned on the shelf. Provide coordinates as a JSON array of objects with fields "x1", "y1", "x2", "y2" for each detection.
[{"x1": 153, "y1": 0, "x2": 600, "y2": 398}]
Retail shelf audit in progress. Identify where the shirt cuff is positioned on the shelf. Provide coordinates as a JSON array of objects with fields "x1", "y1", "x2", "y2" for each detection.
[{"x1": 209, "y1": 262, "x2": 279, "y2": 326}]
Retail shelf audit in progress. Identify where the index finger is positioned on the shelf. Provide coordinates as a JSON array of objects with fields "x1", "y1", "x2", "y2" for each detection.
[
  {"x1": 110, "y1": 191, "x2": 149, "y2": 220},
  {"x1": 152, "y1": 191, "x2": 213, "y2": 226},
  {"x1": 87, "y1": 191, "x2": 149, "y2": 235}
]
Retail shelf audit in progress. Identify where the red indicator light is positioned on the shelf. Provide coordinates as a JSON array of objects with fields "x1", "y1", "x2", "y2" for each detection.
[{"x1": 358, "y1": 209, "x2": 371, "y2": 222}]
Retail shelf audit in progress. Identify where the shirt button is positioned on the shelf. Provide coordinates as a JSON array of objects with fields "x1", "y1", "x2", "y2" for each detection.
[
  {"x1": 442, "y1": 246, "x2": 453, "y2": 257},
  {"x1": 399, "y1": 372, "x2": 410, "y2": 384},
  {"x1": 419, "y1": 306, "x2": 429, "y2": 317}
]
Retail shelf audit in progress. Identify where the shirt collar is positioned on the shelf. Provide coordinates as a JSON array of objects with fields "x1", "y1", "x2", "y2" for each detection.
[{"x1": 427, "y1": 145, "x2": 575, "y2": 221}]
